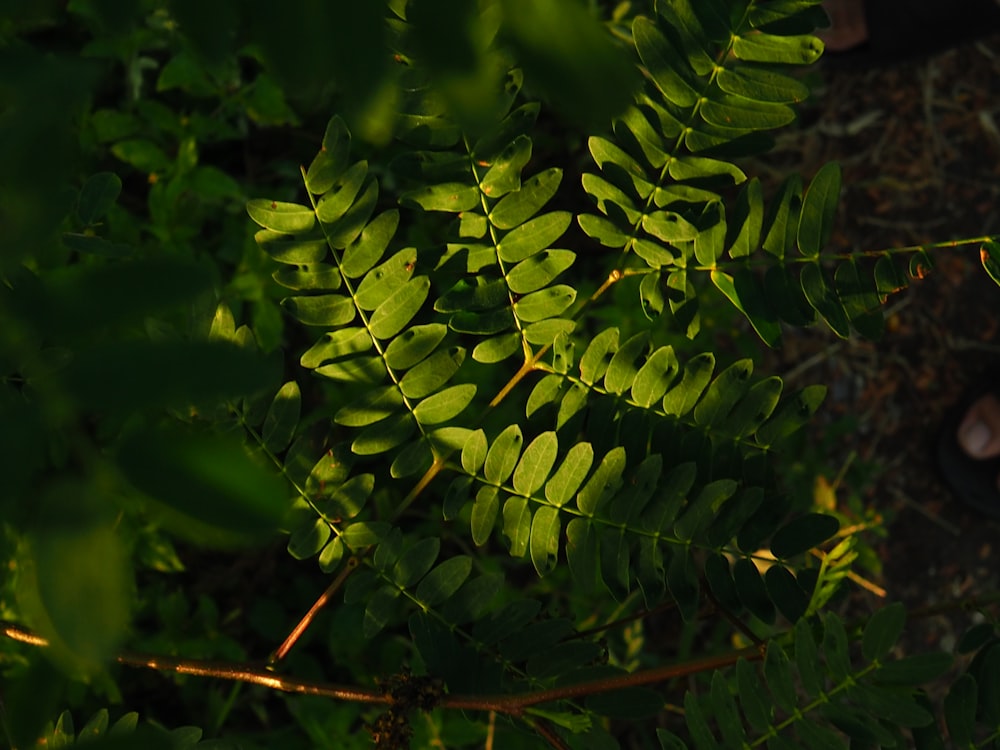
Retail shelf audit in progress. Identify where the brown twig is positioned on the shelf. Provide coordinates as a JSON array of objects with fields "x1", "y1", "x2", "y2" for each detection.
[
  {"x1": 1, "y1": 621, "x2": 760, "y2": 717},
  {"x1": 269, "y1": 554, "x2": 362, "y2": 665}
]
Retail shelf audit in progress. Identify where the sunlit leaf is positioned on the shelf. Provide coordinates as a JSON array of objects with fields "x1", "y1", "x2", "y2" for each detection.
[
  {"x1": 399, "y1": 347, "x2": 465, "y2": 399},
  {"x1": 369, "y1": 276, "x2": 430, "y2": 340},
  {"x1": 400, "y1": 181, "x2": 480, "y2": 212},
  {"x1": 471, "y1": 486, "x2": 500, "y2": 545},
  {"x1": 512, "y1": 431, "x2": 558, "y2": 496},
  {"x1": 281, "y1": 294, "x2": 355, "y2": 327},
  {"x1": 498, "y1": 212, "x2": 572, "y2": 263},
  {"x1": 529, "y1": 505, "x2": 560, "y2": 575},
  {"x1": 315, "y1": 161, "x2": 368, "y2": 224},
  {"x1": 489, "y1": 167, "x2": 563, "y2": 229},
  {"x1": 413, "y1": 383, "x2": 477, "y2": 425},
  {"x1": 484, "y1": 425, "x2": 524, "y2": 485},
  {"x1": 247, "y1": 199, "x2": 315, "y2": 234},
  {"x1": 479, "y1": 134, "x2": 532, "y2": 198}
]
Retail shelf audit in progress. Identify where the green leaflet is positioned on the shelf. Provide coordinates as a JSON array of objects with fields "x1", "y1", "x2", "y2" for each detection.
[
  {"x1": 415, "y1": 555, "x2": 472, "y2": 606},
  {"x1": 583, "y1": 173, "x2": 641, "y2": 223},
  {"x1": 398, "y1": 347, "x2": 465, "y2": 399},
  {"x1": 322, "y1": 474, "x2": 374, "y2": 520},
  {"x1": 662, "y1": 352, "x2": 714, "y2": 417},
  {"x1": 351, "y1": 412, "x2": 416, "y2": 455},
  {"x1": 737, "y1": 659, "x2": 772, "y2": 732},
  {"x1": 400, "y1": 181, "x2": 480, "y2": 212},
  {"x1": 616, "y1": 106, "x2": 669, "y2": 167},
  {"x1": 630, "y1": 346, "x2": 679, "y2": 407},
  {"x1": 315, "y1": 356, "x2": 386, "y2": 384},
  {"x1": 462, "y1": 429, "x2": 488, "y2": 475},
  {"x1": 287, "y1": 517, "x2": 331, "y2": 560},
  {"x1": 732, "y1": 33, "x2": 824, "y2": 65},
  {"x1": 578, "y1": 213, "x2": 630, "y2": 248},
  {"x1": 764, "y1": 641, "x2": 797, "y2": 713},
  {"x1": 435, "y1": 275, "x2": 509, "y2": 313},
  {"x1": 642, "y1": 211, "x2": 700, "y2": 243},
  {"x1": 715, "y1": 65, "x2": 808, "y2": 104},
  {"x1": 982, "y1": 241, "x2": 1000, "y2": 286},
  {"x1": 498, "y1": 211, "x2": 572, "y2": 263},
  {"x1": 502, "y1": 496, "x2": 532, "y2": 558},
  {"x1": 576, "y1": 446, "x2": 626, "y2": 517},
  {"x1": 762, "y1": 175, "x2": 802, "y2": 259},
  {"x1": 770, "y1": 512, "x2": 839, "y2": 558},
  {"x1": 369, "y1": 276, "x2": 430, "y2": 340},
  {"x1": 300, "y1": 328, "x2": 373, "y2": 368},
  {"x1": 765, "y1": 566, "x2": 810, "y2": 622},
  {"x1": 801, "y1": 262, "x2": 850, "y2": 338},
  {"x1": 579, "y1": 327, "x2": 620, "y2": 385},
  {"x1": 282, "y1": 294, "x2": 355, "y2": 327},
  {"x1": 604, "y1": 331, "x2": 649, "y2": 395},
  {"x1": 633, "y1": 16, "x2": 699, "y2": 107},
  {"x1": 383, "y1": 323, "x2": 448, "y2": 370},
  {"x1": 255, "y1": 231, "x2": 327, "y2": 265},
  {"x1": 798, "y1": 162, "x2": 842, "y2": 258},
  {"x1": 944, "y1": 674, "x2": 977, "y2": 746},
  {"x1": 529, "y1": 505, "x2": 560, "y2": 575},
  {"x1": 354, "y1": 249, "x2": 416, "y2": 311},
  {"x1": 479, "y1": 134, "x2": 532, "y2": 198},
  {"x1": 513, "y1": 285, "x2": 576, "y2": 323},
  {"x1": 391, "y1": 537, "x2": 439, "y2": 588},
  {"x1": 700, "y1": 92, "x2": 795, "y2": 131},
  {"x1": 683, "y1": 692, "x2": 717, "y2": 750},
  {"x1": 589, "y1": 136, "x2": 655, "y2": 199},
  {"x1": 472, "y1": 332, "x2": 521, "y2": 363},
  {"x1": 726, "y1": 177, "x2": 763, "y2": 258},
  {"x1": 511, "y1": 431, "x2": 558, "y2": 496},
  {"x1": 326, "y1": 179, "x2": 378, "y2": 248},
  {"x1": 341, "y1": 522, "x2": 391, "y2": 550},
  {"x1": 340, "y1": 210, "x2": 399, "y2": 278},
  {"x1": 489, "y1": 167, "x2": 563, "y2": 230},
  {"x1": 247, "y1": 199, "x2": 315, "y2": 234},
  {"x1": 315, "y1": 160, "x2": 368, "y2": 224},
  {"x1": 362, "y1": 585, "x2": 400, "y2": 638},
  {"x1": 712, "y1": 670, "x2": 748, "y2": 747},
  {"x1": 693, "y1": 359, "x2": 753, "y2": 427},
  {"x1": 862, "y1": 602, "x2": 906, "y2": 662},
  {"x1": 471, "y1": 486, "x2": 500, "y2": 546},
  {"x1": 544, "y1": 442, "x2": 594, "y2": 507},
  {"x1": 305, "y1": 116, "x2": 351, "y2": 195},
  {"x1": 484, "y1": 425, "x2": 524, "y2": 485},
  {"x1": 834, "y1": 261, "x2": 883, "y2": 339},
  {"x1": 262, "y1": 381, "x2": 301, "y2": 454},
  {"x1": 272, "y1": 263, "x2": 341, "y2": 291},
  {"x1": 334, "y1": 385, "x2": 405, "y2": 427},
  {"x1": 412, "y1": 384, "x2": 476, "y2": 425},
  {"x1": 710, "y1": 269, "x2": 782, "y2": 347},
  {"x1": 668, "y1": 155, "x2": 746, "y2": 183}
]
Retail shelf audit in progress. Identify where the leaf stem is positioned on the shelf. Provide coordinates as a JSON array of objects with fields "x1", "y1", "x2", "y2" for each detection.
[{"x1": 269, "y1": 555, "x2": 362, "y2": 665}]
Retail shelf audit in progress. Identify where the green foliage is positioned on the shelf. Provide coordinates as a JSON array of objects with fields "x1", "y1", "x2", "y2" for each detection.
[{"x1": 3, "y1": 1, "x2": 1000, "y2": 749}]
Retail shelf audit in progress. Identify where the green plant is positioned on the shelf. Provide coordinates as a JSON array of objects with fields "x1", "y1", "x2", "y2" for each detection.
[{"x1": 5, "y1": 1, "x2": 1000, "y2": 749}]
